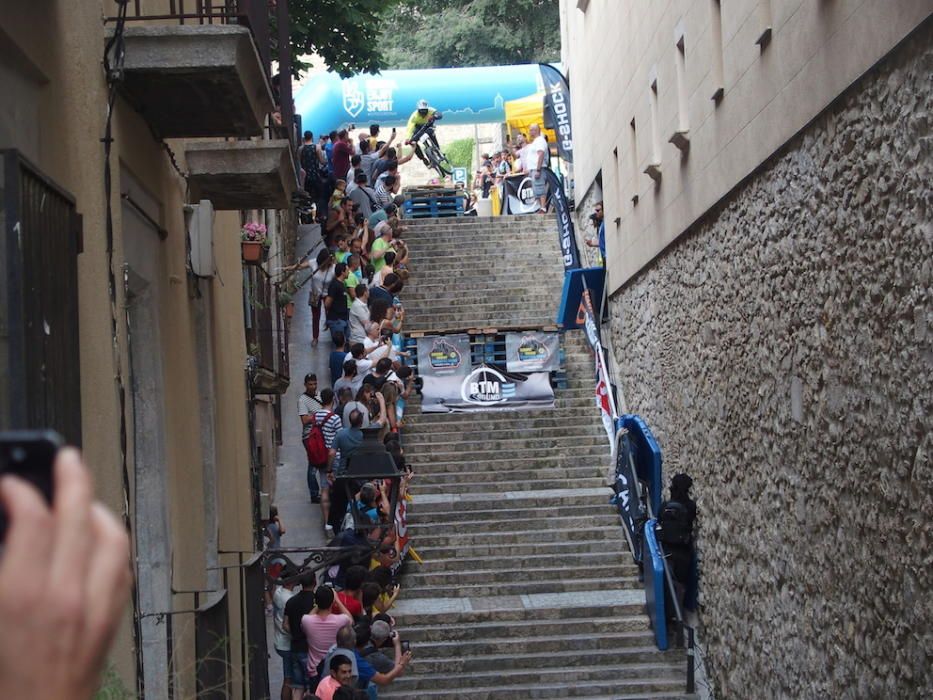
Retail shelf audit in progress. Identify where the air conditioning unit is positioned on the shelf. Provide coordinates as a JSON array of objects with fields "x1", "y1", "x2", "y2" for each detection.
[{"x1": 185, "y1": 199, "x2": 215, "y2": 277}]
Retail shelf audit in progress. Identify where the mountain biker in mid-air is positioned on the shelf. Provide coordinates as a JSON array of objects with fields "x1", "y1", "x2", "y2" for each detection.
[{"x1": 406, "y1": 99, "x2": 443, "y2": 166}]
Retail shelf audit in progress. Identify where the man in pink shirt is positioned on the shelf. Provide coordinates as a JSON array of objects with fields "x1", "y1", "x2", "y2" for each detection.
[
  {"x1": 314, "y1": 654, "x2": 354, "y2": 700},
  {"x1": 301, "y1": 586, "x2": 354, "y2": 684}
]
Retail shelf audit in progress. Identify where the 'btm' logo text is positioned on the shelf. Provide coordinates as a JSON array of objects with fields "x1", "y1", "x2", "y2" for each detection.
[{"x1": 461, "y1": 366, "x2": 515, "y2": 406}]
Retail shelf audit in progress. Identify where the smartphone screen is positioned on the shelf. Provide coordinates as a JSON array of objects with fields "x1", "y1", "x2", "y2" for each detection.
[{"x1": 0, "y1": 430, "x2": 62, "y2": 541}]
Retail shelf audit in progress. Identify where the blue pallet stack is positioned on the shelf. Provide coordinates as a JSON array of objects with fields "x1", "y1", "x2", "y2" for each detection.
[{"x1": 403, "y1": 187, "x2": 465, "y2": 218}]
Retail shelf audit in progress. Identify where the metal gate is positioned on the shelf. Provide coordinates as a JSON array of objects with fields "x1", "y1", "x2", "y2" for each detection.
[{"x1": 0, "y1": 149, "x2": 83, "y2": 444}]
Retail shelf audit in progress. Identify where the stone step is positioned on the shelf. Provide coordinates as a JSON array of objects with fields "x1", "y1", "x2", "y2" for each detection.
[
  {"x1": 382, "y1": 674, "x2": 689, "y2": 700},
  {"x1": 407, "y1": 467, "x2": 607, "y2": 488},
  {"x1": 401, "y1": 424, "x2": 608, "y2": 443},
  {"x1": 391, "y1": 600, "x2": 646, "y2": 627},
  {"x1": 402, "y1": 561, "x2": 632, "y2": 588},
  {"x1": 384, "y1": 646, "x2": 678, "y2": 677},
  {"x1": 403, "y1": 294, "x2": 559, "y2": 309},
  {"x1": 402, "y1": 432, "x2": 607, "y2": 451},
  {"x1": 406, "y1": 315, "x2": 558, "y2": 332},
  {"x1": 408, "y1": 489, "x2": 612, "y2": 514},
  {"x1": 407, "y1": 447, "x2": 607, "y2": 464},
  {"x1": 407, "y1": 511, "x2": 619, "y2": 534},
  {"x1": 405, "y1": 400, "x2": 601, "y2": 424},
  {"x1": 412, "y1": 537, "x2": 626, "y2": 561},
  {"x1": 413, "y1": 475, "x2": 607, "y2": 495},
  {"x1": 403, "y1": 299, "x2": 559, "y2": 315},
  {"x1": 406, "y1": 501, "x2": 611, "y2": 524},
  {"x1": 402, "y1": 576, "x2": 640, "y2": 600},
  {"x1": 400, "y1": 614, "x2": 650, "y2": 642},
  {"x1": 408, "y1": 456, "x2": 608, "y2": 476},
  {"x1": 405, "y1": 549, "x2": 630, "y2": 574},
  {"x1": 408, "y1": 629, "x2": 658, "y2": 660},
  {"x1": 405, "y1": 243, "x2": 561, "y2": 254},
  {"x1": 408, "y1": 524, "x2": 619, "y2": 547}
]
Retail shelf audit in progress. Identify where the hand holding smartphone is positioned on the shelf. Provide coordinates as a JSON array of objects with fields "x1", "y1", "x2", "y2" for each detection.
[{"x1": 0, "y1": 431, "x2": 61, "y2": 540}]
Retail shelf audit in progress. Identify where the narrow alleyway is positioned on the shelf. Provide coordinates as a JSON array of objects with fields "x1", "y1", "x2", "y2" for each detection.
[{"x1": 265, "y1": 224, "x2": 330, "y2": 692}]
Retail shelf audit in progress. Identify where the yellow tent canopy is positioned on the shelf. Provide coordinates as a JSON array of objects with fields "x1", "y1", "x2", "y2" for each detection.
[{"x1": 504, "y1": 93, "x2": 557, "y2": 144}]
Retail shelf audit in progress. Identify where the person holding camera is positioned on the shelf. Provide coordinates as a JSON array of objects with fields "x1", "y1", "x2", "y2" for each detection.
[
  {"x1": 585, "y1": 201, "x2": 606, "y2": 267},
  {"x1": 352, "y1": 620, "x2": 412, "y2": 693}
]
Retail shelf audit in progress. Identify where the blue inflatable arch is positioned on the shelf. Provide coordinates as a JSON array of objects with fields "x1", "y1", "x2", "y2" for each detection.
[{"x1": 295, "y1": 64, "x2": 547, "y2": 138}]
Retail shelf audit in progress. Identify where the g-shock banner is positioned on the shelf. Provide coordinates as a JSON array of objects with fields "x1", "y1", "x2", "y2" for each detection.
[
  {"x1": 546, "y1": 168, "x2": 580, "y2": 270},
  {"x1": 505, "y1": 331, "x2": 561, "y2": 373},
  {"x1": 539, "y1": 63, "x2": 573, "y2": 163},
  {"x1": 417, "y1": 335, "x2": 555, "y2": 413}
]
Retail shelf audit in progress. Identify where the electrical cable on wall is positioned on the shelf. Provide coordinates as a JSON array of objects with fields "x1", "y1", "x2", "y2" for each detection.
[{"x1": 102, "y1": 1, "x2": 145, "y2": 695}]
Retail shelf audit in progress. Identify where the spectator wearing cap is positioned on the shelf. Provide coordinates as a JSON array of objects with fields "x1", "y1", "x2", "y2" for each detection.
[{"x1": 314, "y1": 653, "x2": 354, "y2": 700}]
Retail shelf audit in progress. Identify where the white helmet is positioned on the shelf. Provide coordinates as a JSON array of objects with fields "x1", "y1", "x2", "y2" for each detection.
[{"x1": 417, "y1": 99, "x2": 429, "y2": 110}]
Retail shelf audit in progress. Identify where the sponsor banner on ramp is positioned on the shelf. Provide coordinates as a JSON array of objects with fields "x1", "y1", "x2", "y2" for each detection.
[
  {"x1": 502, "y1": 173, "x2": 541, "y2": 215},
  {"x1": 505, "y1": 331, "x2": 561, "y2": 373}
]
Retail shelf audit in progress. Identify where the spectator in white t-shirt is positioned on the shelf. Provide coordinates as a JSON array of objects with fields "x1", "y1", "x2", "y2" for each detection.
[
  {"x1": 528, "y1": 123, "x2": 550, "y2": 211},
  {"x1": 348, "y1": 284, "x2": 370, "y2": 344}
]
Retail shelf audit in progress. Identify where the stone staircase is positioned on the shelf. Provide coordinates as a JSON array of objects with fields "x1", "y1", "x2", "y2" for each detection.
[
  {"x1": 380, "y1": 215, "x2": 692, "y2": 699},
  {"x1": 401, "y1": 216, "x2": 565, "y2": 333}
]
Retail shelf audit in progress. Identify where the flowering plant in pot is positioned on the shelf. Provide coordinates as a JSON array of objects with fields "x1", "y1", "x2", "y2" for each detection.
[{"x1": 241, "y1": 222, "x2": 268, "y2": 263}]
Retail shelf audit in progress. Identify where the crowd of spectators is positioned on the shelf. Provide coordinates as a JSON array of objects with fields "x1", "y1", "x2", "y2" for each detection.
[
  {"x1": 474, "y1": 123, "x2": 551, "y2": 210},
  {"x1": 270, "y1": 151, "x2": 424, "y2": 697},
  {"x1": 299, "y1": 126, "x2": 416, "y2": 230}
]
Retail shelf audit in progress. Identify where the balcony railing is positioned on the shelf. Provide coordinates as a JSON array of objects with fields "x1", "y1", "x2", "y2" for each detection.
[{"x1": 106, "y1": 0, "x2": 296, "y2": 149}]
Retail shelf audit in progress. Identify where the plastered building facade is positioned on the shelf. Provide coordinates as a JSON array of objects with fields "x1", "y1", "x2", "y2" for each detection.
[{"x1": 1, "y1": 2, "x2": 296, "y2": 696}]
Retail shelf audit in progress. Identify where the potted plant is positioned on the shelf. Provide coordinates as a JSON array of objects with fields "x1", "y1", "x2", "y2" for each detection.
[
  {"x1": 241, "y1": 222, "x2": 268, "y2": 263},
  {"x1": 278, "y1": 290, "x2": 295, "y2": 319}
]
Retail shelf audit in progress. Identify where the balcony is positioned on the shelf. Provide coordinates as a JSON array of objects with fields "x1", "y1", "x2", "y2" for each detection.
[
  {"x1": 106, "y1": 0, "x2": 297, "y2": 145},
  {"x1": 186, "y1": 140, "x2": 296, "y2": 210}
]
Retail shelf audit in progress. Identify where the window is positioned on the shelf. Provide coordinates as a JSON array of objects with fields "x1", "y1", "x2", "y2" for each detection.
[{"x1": 710, "y1": 0, "x2": 725, "y2": 101}]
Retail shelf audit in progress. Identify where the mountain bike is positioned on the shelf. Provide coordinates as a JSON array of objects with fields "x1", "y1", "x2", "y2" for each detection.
[{"x1": 412, "y1": 122, "x2": 453, "y2": 178}]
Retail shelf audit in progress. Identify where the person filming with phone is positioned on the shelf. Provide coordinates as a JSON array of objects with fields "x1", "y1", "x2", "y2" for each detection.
[{"x1": 0, "y1": 432, "x2": 132, "y2": 700}]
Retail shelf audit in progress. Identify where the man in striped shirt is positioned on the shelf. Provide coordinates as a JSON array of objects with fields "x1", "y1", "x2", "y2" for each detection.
[{"x1": 311, "y1": 388, "x2": 343, "y2": 537}]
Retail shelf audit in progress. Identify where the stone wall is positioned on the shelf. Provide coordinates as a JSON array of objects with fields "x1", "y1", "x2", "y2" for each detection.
[{"x1": 606, "y1": 26, "x2": 932, "y2": 699}]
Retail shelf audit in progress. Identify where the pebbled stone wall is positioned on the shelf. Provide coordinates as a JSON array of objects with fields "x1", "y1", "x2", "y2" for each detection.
[{"x1": 606, "y1": 26, "x2": 932, "y2": 699}]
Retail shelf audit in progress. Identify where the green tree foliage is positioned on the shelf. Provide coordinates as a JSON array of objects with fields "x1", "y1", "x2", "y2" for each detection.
[
  {"x1": 287, "y1": 0, "x2": 403, "y2": 78},
  {"x1": 445, "y1": 137, "x2": 475, "y2": 169},
  {"x1": 379, "y1": 0, "x2": 560, "y2": 69}
]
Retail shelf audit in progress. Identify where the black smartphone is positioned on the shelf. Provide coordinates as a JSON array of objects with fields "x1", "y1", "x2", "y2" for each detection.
[
  {"x1": 0, "y1": 430, "x2": 62, "y2": 541},
  {"x1": 400, "y1": 641, "x2": 411, "y2": 654}
]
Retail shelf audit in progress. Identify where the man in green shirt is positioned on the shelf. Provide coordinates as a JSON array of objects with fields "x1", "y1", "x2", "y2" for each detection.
[
  {"x1": 344, "y1": 254, "x2": 362, "y2": 304},
  {"x1": 371, "y1": 227, "x2": 395, "y2": 274}
]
